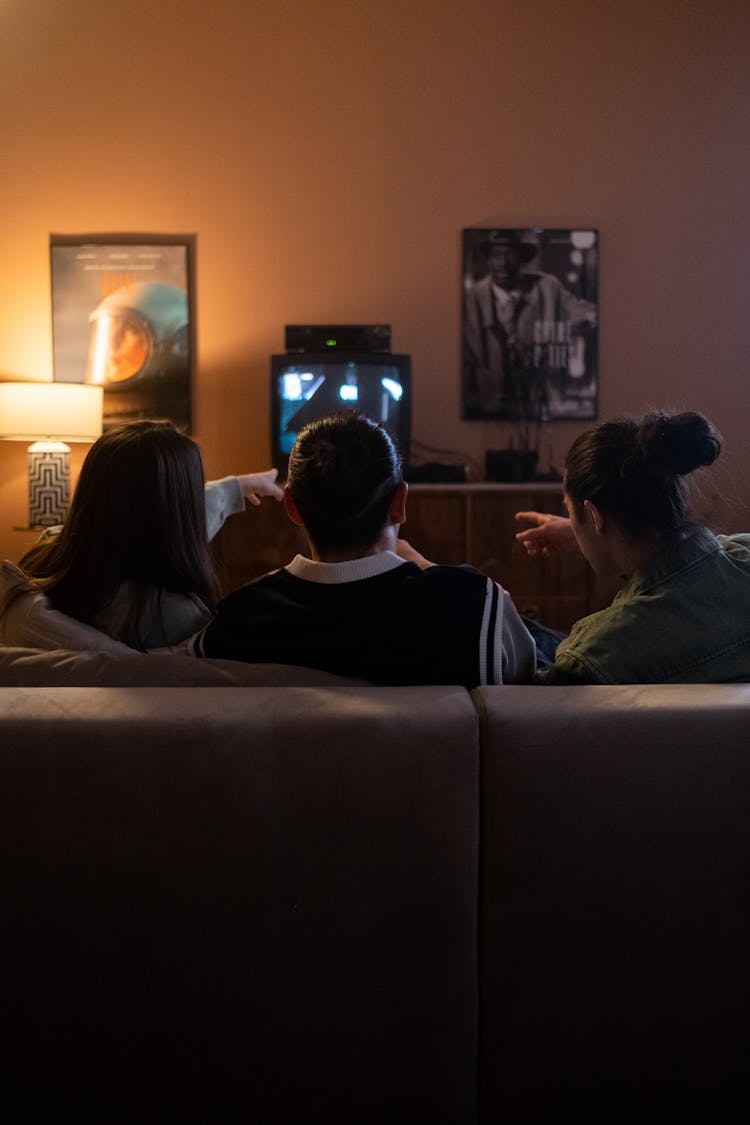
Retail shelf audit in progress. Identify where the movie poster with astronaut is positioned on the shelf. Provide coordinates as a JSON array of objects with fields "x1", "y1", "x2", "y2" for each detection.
[
  {"x1": 462, "y1": 228, "x2": 599, "y2": 422},
  {"x1": 50, "y1": 234, "x2": 194, "y2": 432}
]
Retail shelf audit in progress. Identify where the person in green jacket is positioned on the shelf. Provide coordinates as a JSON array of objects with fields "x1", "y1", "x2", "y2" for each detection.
[{"x1": 515, "y1": 410, "x2": 750, "y2": 683}]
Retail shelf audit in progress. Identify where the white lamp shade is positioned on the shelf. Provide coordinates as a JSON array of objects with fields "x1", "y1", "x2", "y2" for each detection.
[{"x1": 0, "y1": 382, "x2": 103, "y2": 442}]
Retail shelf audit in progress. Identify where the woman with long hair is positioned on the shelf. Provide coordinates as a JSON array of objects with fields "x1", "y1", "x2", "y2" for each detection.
[
  {"x1": 515, "y1": 410, "x2": 750, "y2": 683},
  {"x1": 4, "y1": 420, "x2": 282, "y2": 650}
]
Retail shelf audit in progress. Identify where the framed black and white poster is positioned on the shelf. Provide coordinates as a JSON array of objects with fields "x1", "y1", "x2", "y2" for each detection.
[
  {"x1": 462, "y1": 227, "x2": 599, "y2": 422},
  {"x1": 50, "y1": 233, "x2": 195, "y2": 432}
]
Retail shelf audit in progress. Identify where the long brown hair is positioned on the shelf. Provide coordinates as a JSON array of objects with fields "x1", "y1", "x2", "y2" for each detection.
[{"x1": 21, "y1": 420, "x2": 217, "y2": 644}]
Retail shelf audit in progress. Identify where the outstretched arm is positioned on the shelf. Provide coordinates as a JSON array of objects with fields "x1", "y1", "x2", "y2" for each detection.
[
  {"x1": 514, "y1": 511, "x2": 579, "y2": 558},
  {"x1": 236, "y1": 469, "x2": 284, "y2": 506},
  {"x1": 204, "y1": 470, "x2": 283, "y2": 541}
]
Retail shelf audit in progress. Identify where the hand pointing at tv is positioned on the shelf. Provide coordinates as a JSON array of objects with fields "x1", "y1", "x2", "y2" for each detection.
[
  {"x1": 237, "y1": 469, "x2": 284, "y2": 506},
  {"x1": 514, "y1": 511, "x2": 577, "y2": 558}
]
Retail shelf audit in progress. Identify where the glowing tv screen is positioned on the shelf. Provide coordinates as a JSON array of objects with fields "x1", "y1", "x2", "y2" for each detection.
[{"x1": 270, "y1": 351, "x2": 412, "y2": 477}]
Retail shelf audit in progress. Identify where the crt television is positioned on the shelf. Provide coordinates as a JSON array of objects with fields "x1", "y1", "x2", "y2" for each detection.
[{"x1": 270, "y1": 351, "x2": 412, "y2": 478}]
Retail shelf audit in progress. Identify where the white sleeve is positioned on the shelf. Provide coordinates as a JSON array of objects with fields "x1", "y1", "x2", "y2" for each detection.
[
  {"x1": 479, "y1": 577, "x2": 536, "y2": 685},
  {"x1": 204, "y1": 477, "x2": 245, "y2": 541}
]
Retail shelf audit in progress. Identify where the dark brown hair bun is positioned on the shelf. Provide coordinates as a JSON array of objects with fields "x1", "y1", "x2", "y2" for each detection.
[{"x1": 637, "y1": 411, "x2": 722, "y2": 477}]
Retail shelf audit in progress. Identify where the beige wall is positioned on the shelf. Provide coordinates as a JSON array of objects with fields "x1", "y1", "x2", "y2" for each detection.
[{"x1": 1, "y1": 0, "x2": 749, "y2": 562}]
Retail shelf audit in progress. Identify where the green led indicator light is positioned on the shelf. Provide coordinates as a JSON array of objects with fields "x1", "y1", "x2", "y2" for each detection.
[{"x1": 326, "y1": 338, "x2": 337, "y2": 347}]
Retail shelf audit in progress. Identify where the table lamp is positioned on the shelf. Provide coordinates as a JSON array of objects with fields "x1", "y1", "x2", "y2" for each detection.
[{"x1": 0, "y1": 382, "x2": 103, "y2": 527}]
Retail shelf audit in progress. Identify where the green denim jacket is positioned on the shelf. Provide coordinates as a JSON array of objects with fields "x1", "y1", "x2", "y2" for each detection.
[{"x1": 545, "y1": 528, "x2": 750, "y2": 684}]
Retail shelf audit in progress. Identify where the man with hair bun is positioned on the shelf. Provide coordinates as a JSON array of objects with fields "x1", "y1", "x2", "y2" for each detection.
[
  {"x1": 191, "y1": 411, "x2": 536, "y2": 687},
  {"x1": 515, "y1": 410, "x2": 750, "y2": 683}
]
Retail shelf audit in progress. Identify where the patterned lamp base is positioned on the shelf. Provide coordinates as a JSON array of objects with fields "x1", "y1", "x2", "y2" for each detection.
[{"x1": 28, "y1": 441, "x2": 71, "y2": 527}]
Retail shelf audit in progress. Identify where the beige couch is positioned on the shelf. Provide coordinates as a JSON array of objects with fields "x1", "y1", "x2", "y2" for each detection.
[{"x1": 1, "y1": 645, "x2": 748, "y2": 1123}]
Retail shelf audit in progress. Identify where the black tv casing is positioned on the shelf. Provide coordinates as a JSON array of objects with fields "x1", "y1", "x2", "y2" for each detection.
[{"x1": 270, "y1": 351, "x2": 412, "y2": 479}]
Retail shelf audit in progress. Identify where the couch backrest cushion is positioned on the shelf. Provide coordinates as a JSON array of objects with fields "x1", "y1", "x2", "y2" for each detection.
[
  {"x1": 474, "y1": 683, "x2": 750, "y2": 1123},
  {"x1": 0, "y1": 685, "x2": 479, "y2": 1123},
  {"x1": 0, "y1": 644, "x2": 371, "y2": 686}
]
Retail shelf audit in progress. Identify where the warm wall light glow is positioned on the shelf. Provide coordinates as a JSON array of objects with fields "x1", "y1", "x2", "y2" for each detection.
[{"x1": 0, "y1": 382, "x2": 103, "y2": 442}]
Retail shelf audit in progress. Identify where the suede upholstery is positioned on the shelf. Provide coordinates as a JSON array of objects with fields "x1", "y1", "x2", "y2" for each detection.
[
  {"x1": 475, "y1": 684, "x2": 750, "y2": 1124},
  {"x1": 2, "y1": 651, "x2": 748, "y2": 1123},
  {"x1": 0, "y1": 680, "x2": 479, "y2": 1123},
  {"x1": 0, "y1": 643, "x2": 370, "y2": 687}
]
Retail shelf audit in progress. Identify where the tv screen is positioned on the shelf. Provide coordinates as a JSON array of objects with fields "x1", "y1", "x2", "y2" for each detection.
[{"x1": 270, "y1": 351, "x2": 412, "y2": 477}]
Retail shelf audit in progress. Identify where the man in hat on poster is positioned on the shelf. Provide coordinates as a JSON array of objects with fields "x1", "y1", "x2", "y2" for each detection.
[{"x1": 463, "y1": 229, "x2": 597, "y2": 420}]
